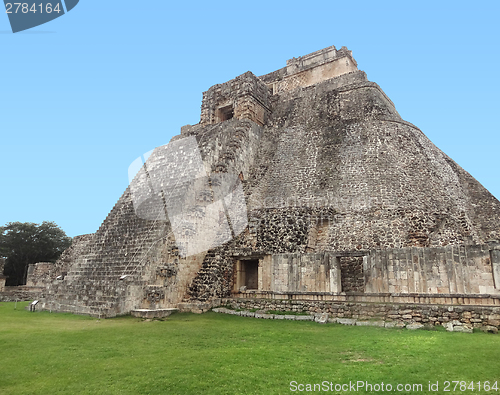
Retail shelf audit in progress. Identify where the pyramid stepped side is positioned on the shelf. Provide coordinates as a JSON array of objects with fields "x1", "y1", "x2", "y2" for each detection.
[
  {"x1": 40, "y1": 118, "x2": 264, "y2": 316},
  {"x1": 39, "y1": 140, "x2": 208, "y2": 316},
  {"x1": 40, "y1": 189, "x2": 170, "y2": 316}
]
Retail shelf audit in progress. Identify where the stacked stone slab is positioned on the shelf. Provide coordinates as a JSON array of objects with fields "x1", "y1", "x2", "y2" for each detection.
[{"x1": 36, "y1": 45, "x2": 500, "y2": 318}]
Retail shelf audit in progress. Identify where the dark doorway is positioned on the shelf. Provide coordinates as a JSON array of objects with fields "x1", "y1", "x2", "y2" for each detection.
[
  {"x1": 218, "y1": 105, "x2": 234, "y2": 122},
  {"x1": 243, "y1": 259, "x2": 259, "y2": 289}
]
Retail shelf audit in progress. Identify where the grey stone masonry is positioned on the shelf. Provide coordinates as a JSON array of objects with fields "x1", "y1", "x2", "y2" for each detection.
[
  {"x1": 31, "y1": 45, "x2": 500, "y2": 317},
  {"x1": 200, "y1": 72, "x2": 271, "y2": 126},
  {"x1": 217, "y1": 298, "x2": 500, "y2": 332},
  {"x1": 364, "y1": 244, "x2": 500, "y2": 295}
]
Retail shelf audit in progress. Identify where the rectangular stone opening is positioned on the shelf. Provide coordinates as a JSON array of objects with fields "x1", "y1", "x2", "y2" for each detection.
[
  {"x1": 339, "y1": 256, "x2": 365, "y2": 293},
  {"x1": 243, "y1": 260, "x2": 259, "y2": 289},
  {"x1": 234, "y1": 258, "x2": 259, "y2": 291},
  {"x1": 217, "y1": 104, "x2": 234, "y2": 122}
]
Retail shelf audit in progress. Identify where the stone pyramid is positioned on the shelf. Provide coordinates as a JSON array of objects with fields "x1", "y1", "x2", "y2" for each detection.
[{"x1": 37, "y1": 45, "x2": 500, "y2": 317}]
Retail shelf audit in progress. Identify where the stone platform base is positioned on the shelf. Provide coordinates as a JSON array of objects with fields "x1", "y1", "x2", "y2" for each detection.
[
  {"x1": 177, "y1": 299, "x2": 221, "y2": 314},
  {"x1": 212, "y1": 307, "x2": 499, "y2": 334},
  {"x1": 220, "y1": 298, "x2": 500, "y2": 333},
  {"x1": 131, "y1": 308, "x2": 178, "y2": 319}
]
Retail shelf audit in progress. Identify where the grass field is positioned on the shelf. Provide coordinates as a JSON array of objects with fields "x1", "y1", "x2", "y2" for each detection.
[{"x1": 0, "y1": 302, "x2": 499, "y2": 395}]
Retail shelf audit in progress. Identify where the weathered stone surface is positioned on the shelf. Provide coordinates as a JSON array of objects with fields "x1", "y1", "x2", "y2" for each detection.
[
  {"x1": 26, "y1": 262, "x2": 54, "y2": 287},
  {"x1": 221, "y1": 299, "x2": 500, "y2": 332},
  {"x1": 177, "y1": 301, "x2": 213, "y2": 314},
  {"x1": 208, "y1": 302, "x2": 499, "y2": 333},
  {"x1": 481, "y1": 325, "x2": 499, "y2": 334},
  {"x1": 356, "y1": 320, "x2": 385, "y2": 327},
  {"x1": 295, "y1": 315, "x2": 314, "y2": 321},
  {"x1": 130, "y1": 308, "x2": 177, "y2": 319},
  {"x1": 337, "y1": 318, "x2": 357, "y2": 326},
  {"x1": 32, "y1": 45, "x2": 500, "y2": 318},
  {"x1": 0, "y1": 286, "x2": 39, "y2": 302},
  {"x1": 452, "y1": 325, "x2": 473, "y2": 334},
  {"x1": 340, "y1": 257, "x2": 364, "y2": 292},
  {"x1": 314, "y1": 313, "x2": 329, "y2": 324},
  {"x1": 406, "y1": 323, "x2": 424, "y2": 330}
]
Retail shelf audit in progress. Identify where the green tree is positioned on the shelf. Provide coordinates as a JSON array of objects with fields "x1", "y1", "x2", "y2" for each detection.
[{"x1": 0, "y1": 221, "x2": 72, "y2": 286}]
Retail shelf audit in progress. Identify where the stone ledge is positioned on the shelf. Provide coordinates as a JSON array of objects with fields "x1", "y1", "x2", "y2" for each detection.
[
  {"x1": 131, "y1": 309, "x2": 178, "y2": 319},
  {"x1": 232, "y1": 292, "x2": 500, "y2": 306}
]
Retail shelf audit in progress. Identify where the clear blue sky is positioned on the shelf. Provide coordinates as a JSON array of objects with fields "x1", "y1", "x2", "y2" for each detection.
[{"x1": 1, "y1": 1, "x2": 499, "y2": 238}]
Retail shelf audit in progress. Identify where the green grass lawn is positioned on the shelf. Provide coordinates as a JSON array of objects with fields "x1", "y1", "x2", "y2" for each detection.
[{"x1": 0, "y1": 302, "x2": 499, "y2": 395}]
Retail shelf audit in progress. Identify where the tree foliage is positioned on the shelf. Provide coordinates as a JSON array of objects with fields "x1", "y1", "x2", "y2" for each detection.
[{"x1": 0, "y1": 221, "x2": 72, "y2": 286}]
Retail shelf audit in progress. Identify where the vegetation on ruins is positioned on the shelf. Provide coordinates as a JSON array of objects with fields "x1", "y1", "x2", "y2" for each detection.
[
  {"x1": 0, "y1": 222, "x2": 71, "y2": 286},
  {"x1": 0, "y1": 302, "x2": 499, "y2": 395}
]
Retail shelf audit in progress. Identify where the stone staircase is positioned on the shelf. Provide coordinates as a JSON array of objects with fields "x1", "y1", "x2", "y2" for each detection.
[{"x1": 40, "y1": 189, "x2": 171, "y2": 317}]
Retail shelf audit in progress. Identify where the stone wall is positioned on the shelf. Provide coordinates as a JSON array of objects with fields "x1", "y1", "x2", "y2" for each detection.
[
  {"x1": 365, "y1": 244, "x2": 500, "y2": 295},
  {"x1": 194, "y1": 244, "x2": 499, "y2": 303},
  {"x1": 267, "y1": 253, "x2": 341, "y2": 293},
  {"x1": 1, "y1": 259, "x2": 44, "y2": 300},
  {"x1": 277, "y1": 54, "x2": 357, "y2": 94},
  {"x1": 0, "y1": 286, "x2": 41, "y2": 302},
  {"x1": 217, "y1": 298, "x2": 500, "y2": 333},
  {"x1": 259, "y1": 45, "x2": 358, "y2": 95}
]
